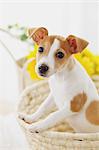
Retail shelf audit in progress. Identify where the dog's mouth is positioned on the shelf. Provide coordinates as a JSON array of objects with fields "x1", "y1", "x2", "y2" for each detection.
[
  {"x1": 38, "y1": 72, "x2": 47, "y2": 77},
  {"x1": 37, "y1": 70, "x2": 54, "y2": 78}
]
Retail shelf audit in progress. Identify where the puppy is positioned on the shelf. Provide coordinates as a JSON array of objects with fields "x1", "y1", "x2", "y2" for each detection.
[{"x1": 19, "y1": 27, "x2": 99, "y2": 133}]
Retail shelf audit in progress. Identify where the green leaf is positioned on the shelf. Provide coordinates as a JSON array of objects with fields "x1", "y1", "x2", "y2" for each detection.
[
  {"x1": 20, "y1": 27, "x2": 25, "y2": 30},
  {"x1": 8, "y1": 25, "x2": 13, "y2": 29},
  {"x1": 20, "y1": 34, "x2": 28, "y2": 41}
]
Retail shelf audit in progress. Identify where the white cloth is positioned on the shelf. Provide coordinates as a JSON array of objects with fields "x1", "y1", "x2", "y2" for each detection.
[{"x1": 0, "y1": 114, "x2": 29, "y2": 150}]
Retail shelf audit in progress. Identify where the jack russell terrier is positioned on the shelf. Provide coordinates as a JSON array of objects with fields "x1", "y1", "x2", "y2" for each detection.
[{"x1": 19, "y1": 27, "x2": 99, "y2": 133}]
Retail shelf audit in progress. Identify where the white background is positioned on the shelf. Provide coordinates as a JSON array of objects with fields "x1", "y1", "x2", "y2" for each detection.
[{"x1": 0, "y1": 1, "x2": 99, "y2": 110}]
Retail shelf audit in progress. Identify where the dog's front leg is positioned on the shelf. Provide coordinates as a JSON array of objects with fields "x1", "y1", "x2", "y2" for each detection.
[
  {"x1": 19, "y1": 93, "x2": 55, "y2": 123},
  {"x1": 28, "y1": 105, "x2": 74, "y2": 133}
]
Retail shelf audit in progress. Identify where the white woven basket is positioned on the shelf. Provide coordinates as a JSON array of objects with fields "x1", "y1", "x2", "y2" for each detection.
[{"x1": 18, "y1": 76, "x2": 99, "y2": 150}]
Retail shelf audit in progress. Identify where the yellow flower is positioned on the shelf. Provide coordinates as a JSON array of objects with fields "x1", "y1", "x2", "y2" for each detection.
[
  {"x1": 74, "y1": 48, "x2": 99, "y2": 76},
  {"x1": 26, "y1": 44, "x2": 43, "y2": 80},
  {"x1": 27, "y1": 44, "x2": 38, "y2": 59},
  {"x1": 94, "y1": 56, "x2": 99, "y2": 74},
  {"x1": 27, "y1": 58, "x2": 42, "y2": 80}
]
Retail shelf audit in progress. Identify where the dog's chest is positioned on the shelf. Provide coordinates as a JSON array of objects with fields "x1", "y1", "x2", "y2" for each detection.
[{"x1": 49, "y1": 75, "x2": 71, "y2": 108}]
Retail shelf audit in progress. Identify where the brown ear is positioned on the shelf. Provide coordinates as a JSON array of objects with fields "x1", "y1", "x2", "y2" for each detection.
[
  {"x1": 28, "y1": 27, "x2": 48, "y2": 45},
  {"x1": 66, "y1": 35, "x2": 89, "y2": 54}
]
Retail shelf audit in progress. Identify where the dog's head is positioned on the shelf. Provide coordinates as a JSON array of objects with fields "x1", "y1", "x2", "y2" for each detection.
[{"x1": 28, "y1": 27, "x2": 88, "y2": 78}]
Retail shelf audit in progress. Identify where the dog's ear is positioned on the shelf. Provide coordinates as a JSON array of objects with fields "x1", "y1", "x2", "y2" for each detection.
[
  {"x1": 28, "y1": 27, "x2": 48, "y2": 45},
  {"x1": 66, "y1": 35, "x2": 89, "y2": 54}
]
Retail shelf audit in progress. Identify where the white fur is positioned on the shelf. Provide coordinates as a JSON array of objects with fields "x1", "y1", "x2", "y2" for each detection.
[{"x1": 19, "y1": 39, "x2": 99, "y2": 133}]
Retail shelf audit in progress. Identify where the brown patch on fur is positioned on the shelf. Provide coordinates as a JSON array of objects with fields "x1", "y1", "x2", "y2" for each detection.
[
  {"x1": 71, "y1": 93, "x2": 87, "y2": 112},
  {"x1": 53, "y1": 36, "x2": 71, "y2": 70},
  {"x1": 60, "y1": 40, "x2": 71, "y2": 54},
  {"x1": 37, "y1": 36, "x2": 55, "y2": 60},
  {"x1": 86, "y1": 101, "x2": 99, "y2": 125},
  {"x1": 54, "y1": 51, "x2": 68, "y2": 70}
]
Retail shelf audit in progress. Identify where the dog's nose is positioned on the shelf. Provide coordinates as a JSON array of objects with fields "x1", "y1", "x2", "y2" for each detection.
[{"x1": 38, "y1": 64, "x2": 49, "y2": 74}]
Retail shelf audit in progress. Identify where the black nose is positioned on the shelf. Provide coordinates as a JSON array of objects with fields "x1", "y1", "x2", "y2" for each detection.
[{"x1": 38, "y1": 64, "x2": 49, "y2": 74}]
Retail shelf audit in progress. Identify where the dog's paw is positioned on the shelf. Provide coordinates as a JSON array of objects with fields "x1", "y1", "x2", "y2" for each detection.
[
  {"x1": 18, "y1": 112, "x2": 39, "y2": 124},
  {"x1": 28, "y1": 123, "x2": 44, "y2": 133},
  {"x1": 18, "y1": 113, "x2": 31, "y2": 124},
  {"x1": 18, "y1": 113, "x2": 25, "y2": 120}
]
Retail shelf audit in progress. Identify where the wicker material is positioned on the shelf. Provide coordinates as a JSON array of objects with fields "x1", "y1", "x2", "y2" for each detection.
[{"x1": 18, "y1": 76, "x2": 99, "y2": 150}]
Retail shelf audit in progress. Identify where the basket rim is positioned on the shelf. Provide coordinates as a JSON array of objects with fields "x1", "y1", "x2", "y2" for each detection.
[{"x1": 40, "y1": 131, "x2": 99, "y2": 140}]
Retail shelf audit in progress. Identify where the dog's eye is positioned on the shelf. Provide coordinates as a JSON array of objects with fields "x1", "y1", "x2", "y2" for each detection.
[
  {"x1": 38, "y1": 47, "x2": 44, "y2": 53},
  {"x1": 56, "y1": 51, "x2": 64, "y2": 59}
]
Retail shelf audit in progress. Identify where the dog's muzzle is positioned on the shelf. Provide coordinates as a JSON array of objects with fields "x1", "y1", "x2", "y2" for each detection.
[{"x1": 38, "y1": 64, "x2": 49, "y2": 76}]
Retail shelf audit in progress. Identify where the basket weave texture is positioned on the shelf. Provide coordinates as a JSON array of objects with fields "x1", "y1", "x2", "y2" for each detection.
[{"x1": 18, "y1": 76, "x2": 99, "y2": 150}]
